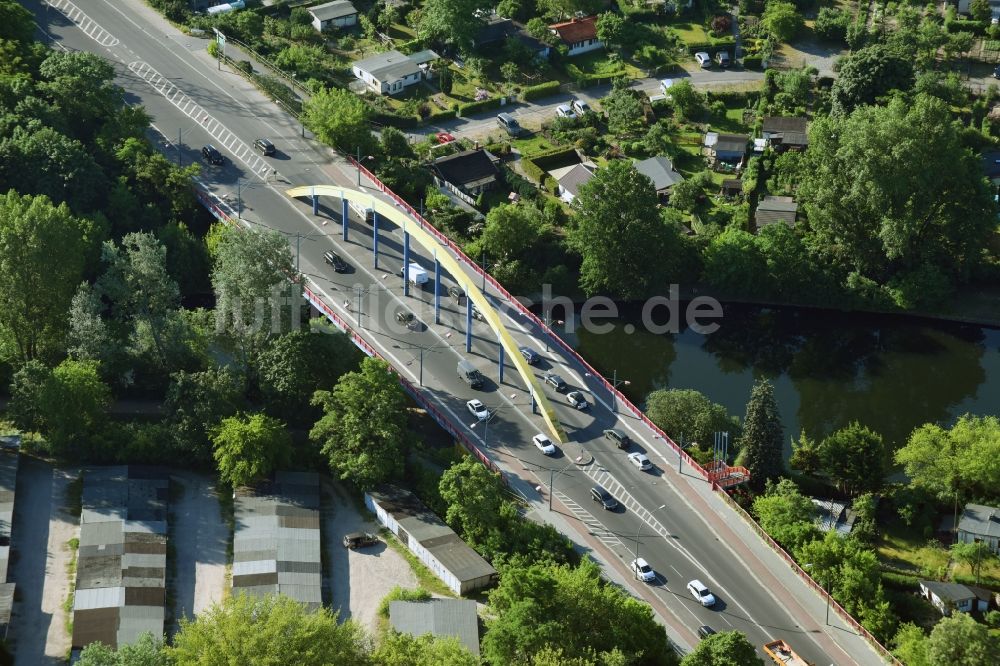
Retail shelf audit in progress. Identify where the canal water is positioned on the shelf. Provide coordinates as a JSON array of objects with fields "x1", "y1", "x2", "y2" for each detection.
[{"x1": 565, "y1": 303, "x2": 1000, "y2": 455}]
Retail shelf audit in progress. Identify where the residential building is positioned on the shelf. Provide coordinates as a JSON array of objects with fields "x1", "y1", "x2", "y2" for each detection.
[
  {"x1": 634, "y1": 155, "x2": 684, "y2": 198},
  {"x1": 810, "y1": 498, "x2": 857, "y2": 536},
  {"x1": 548, "y1": 17, "x2": 603, "y2": 57},
  {"x1": 721, "y1": 178, "x2": 743, "y2": 198},
  {"x1": 549, "y1": 162, "x2": 597, "y2": 204},
  {"x1": 474, "y1": 13, "x2": 551, "y2": 59},
  {"x1": 755, "y1": 196, "x2": 798, "y2": 230},
  {"x1": 704, "y1": 132, "x2": 749, "y2": 163},
  {"x1": 71, "y1": 467, "x2": 168, "y2": 655},
  {"x1": 919, "y1": 580, "x2": 992, "y2": 615},
  {"x1": 957, "y1": 503, "x2": 1000, "y2": 554},
  {"x1": 307, "y1": 1, "x2": 358, "y2": 32},
  {"x1": 351, "y1": 49, "x2": 439, "y2": 95},
  {"x1": 366, "y1": 486, "x2": 497, "y2": 595},
  {"x1": 390, "y1": 599, "x2": 481, "y2": 655},
  {"x1": 431, "y1": 149, "x2": 501, "y2": 205},
  {"x1": 233, "y1": 472, "x2": 322, "y2": 611},
  {"x1": 0, "y1": 445, "x2": 18, "y2": 641},
  {"x1": 762, "y1": 116, "x2": 809, "y2": 150}
]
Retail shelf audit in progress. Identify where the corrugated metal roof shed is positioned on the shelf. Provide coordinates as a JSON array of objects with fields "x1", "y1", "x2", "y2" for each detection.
[
  {"x1": 0, "y1": 448, "x2": 19, "y2": 634},
  {"x1": 390, "y1": 599, "x2": 481, "y2": 655}
]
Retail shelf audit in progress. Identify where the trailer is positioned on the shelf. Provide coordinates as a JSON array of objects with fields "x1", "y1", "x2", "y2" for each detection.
[
  {"x1": 763, "y1": 640, "x2": 813, "y2": 666},
  {"x1": 401, "y1": 262, "x2": 428, "y2": 286}
]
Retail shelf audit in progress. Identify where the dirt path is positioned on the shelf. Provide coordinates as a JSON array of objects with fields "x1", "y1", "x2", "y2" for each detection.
[
  {"x1": 7, "y1": 458, "x2": 79, "y2": 664},
  {"x1": 168, "y1": 470, "x2": 229, "y2": 631}
]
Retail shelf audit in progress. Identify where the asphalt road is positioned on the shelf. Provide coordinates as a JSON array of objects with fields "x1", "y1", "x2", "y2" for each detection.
[{"x1": 28, "y1": 2, "x2": 883, "y2": 664}]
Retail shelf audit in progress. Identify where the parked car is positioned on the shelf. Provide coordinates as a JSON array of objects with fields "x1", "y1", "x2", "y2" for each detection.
[
  {"x1": 604, "y1": 428, "x2": 632, "y2": 449},
  {"x1": 697, "y1": 625, "x2": 717, "y2": 639},
  {"x1": 555, "y1": 104, "x2": 576, "y2": 119},
  {"x1": 716, "y1": 51, "x2": 730, "y2": 68},
  {"x1": 497, "y1": 112, "x2": 523, "y2": 137},
  {"x1": 687, "y1": 579, "x2": 717, "y2": 607},
  {"x1": 993, "y1": 64, "x2": 1000, "y2": 80},
  {"x1": 519, "y1": 346, "x2": 539, "y2": 365},
  {"x1": 253, "y1": 138, "x2": 276, "y2": 156},
  {"x1": 628, "y1": 452, "x2": 652, "y2": 471},
  {"x1": 467, "y1": 399, "x2": 489, "y2": 421},
  {"x1": 631, "y1": 557, "x2": 656, "y2": 582},
  {"x1": 323, "y1": 250, "x2": 348, "y2": 273},
  {"x1": 544, "y1": 373, "x2": 567, "y2": 392},
  {"x1": 532, "y1": 433, "x2": 556, "y2": 455},
  {"x1": 659, "y1": 78, "x2": 674, "y2": 97},
  {"x1": 566, "y1": 391, "x2": 588, "y2": 410},
  {"x1": 695, "y1": 52, "x2": 711, "y2": 68},
  {"x1": 591, "y1": 485, "x2": 618, "y2": 510},
  {"x1": 436, "y1": 131, "x2": 456, "y2": 144},
  {"x1": 202, "y1": 144, "x2": 225, "y2": 165},
  {"x1": 571, "y1": 99, "x2": 591, "y2": 115},
  {"x1": 343, "y1": 532, "x2": 378, "y2": 549}
]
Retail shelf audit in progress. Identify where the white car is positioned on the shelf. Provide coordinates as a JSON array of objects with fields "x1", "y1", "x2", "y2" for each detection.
[
  {"x1": 687, "y1": 579, "x2": 716, "y2": 607},
  {"x1": 628, "y1": 452, "x2": 652, "y2": 471},
  {"x1": 466, "y1": 399, "x2": 489, "y2": 421},
  {"x1": 571, "y1": 99, "x2": 591, "y2": 115},
  {"x1": 566, "y1": 391, "x2": 588, "y2": 410},
  {"x1": 631, "y1": 558, "x2": 656, "y2": 582},
  {"x1": 532, "y1": 433, "x2": 556, "y2": 455},
  {"x1": 555, "y1": 104, "x2": 576, "y2": 119},
  {"x1": 695, "y1": 52, "x2": 711, "y2": 68},
  {"x1": 659, "y1": 78, "x2": 673, "y2": 96}
]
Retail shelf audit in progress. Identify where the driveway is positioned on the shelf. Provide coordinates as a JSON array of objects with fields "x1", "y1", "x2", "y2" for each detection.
[
  {"x1": 7, "y1": 457, "x2": 79, "y2": 665},
  {"x1": 321, "y1": 478, "x2": 418, "y2": 631},
  {"x1": 168, "y1": 470, "x2": 228, "y2": 631}
]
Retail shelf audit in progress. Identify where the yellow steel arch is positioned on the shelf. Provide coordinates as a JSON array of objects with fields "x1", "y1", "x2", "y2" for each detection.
[{"x1": 287, "y1": 185, "x2": 568, "y2": 444}]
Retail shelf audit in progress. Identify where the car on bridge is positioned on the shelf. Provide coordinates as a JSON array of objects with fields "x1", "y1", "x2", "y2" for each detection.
[
  {"x1": 532, "y1": 433, "x2": 556, "y2": 455},
  {"x1": 604, "y1": 428, "x2": 632, "y2": 449},
  {"x1": 566, "y1": 391, "x2": 588, "y2": 410},
  {"x1": 631, "y1": 558, "x2": 656, "y2": 582},
  {"x1": 201, "y1": 144, "x2": 225, "y2": 165},
  {"x1": 323, "y1": 250, "x2": 348, "y2": 273},
  {"x1": 466, "y1": 399, "x2": 489, "y2": 421},
  {"x1": 687, "y1": 579, "x2": 717, "y2": 607},
  {"x1": 544, "y1": 373, "x2": 567, "y2": 392},
  {"x1": 628, "y1": 452, "x2": 652, "y2": 471},
  {"x1": 518, "y1": 346, "x2": 539, "y2": 365},
  {"x1": 253, "y1": 137, "x2": 276, "y2": 156},
  {"x1": 697, "y1": 625, "x2": 716, "y2": 639},
  {"x1": 590, "y1": 485, "x2": 618, "y2": 511}
]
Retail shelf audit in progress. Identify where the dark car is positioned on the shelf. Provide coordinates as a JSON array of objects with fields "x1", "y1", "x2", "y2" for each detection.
[
  {"x1": 449, "y1": 285, "x2": 466, "y2": 303},
  {"x1": 254, "y1": 138, "x2": 276, "y2": 156},
  {"x1": 396, "y1": 310, "x2": 417, "y2": 329},
  {"x1": 324, "y1": 250, "x2": 348, "y2": 273},
  {"x1": 201, "y1": 144, "x2": 225, "y2": 165},
  {"x1": 471, "y1": 304, "x2": 487, "y2": 322},
  {"x1": 697, "y1": 625, "x2": 717, "y2": 639},
  {"x1": 590, "y1": 485, "x2": 618, "y2": 510},
  {"x1": 519, "y1": 346, "x2": 539, "y2": 365},
  {"x1": 994, "y1": 65, "x2": 1000, "y2": 80},
  {"x1": 343, "y1": 532, "x2": 379, "y2": 549},
  {"x1": 544, "y1": 373, "x2": 567, "y2": 392},
  {"x1": 603, "y1": 428, "x2": 632, "y2": 450}
]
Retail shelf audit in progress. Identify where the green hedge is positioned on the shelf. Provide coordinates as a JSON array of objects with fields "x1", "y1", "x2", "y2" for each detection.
[
  {"x1": 880, "y1": 571, "x2": 921, "y2": 591},
  {"x1": 521, "y1": 145, "x2": 580, "y2": 182},
  {"x1": 705, "y1": 90, "x2": 755, "y2": 105},
  {"x1": 565, "y1": 63, "x2": 626, "y2": 88},
  {"x1": 946, "y1": 19, "x2": 986, "y2": 34},
  {"x1": 688, "y1": 39, "x2": 735, "y2": 55},
  {"x1": 522, "y1": 80, "x2": 562, "y2": 102},
  {"x1": 457, "y1": 97, "x2": 506, "y2": 117},
  {"x1": 742, "y1": 55, "x2": 764, "y2": 70},
  {"x1": 430, "y1": 109, "x2": 457, "y2": 122},
  {"x1": 372, "y1": 112, "x2": 419, "y2": 129}
]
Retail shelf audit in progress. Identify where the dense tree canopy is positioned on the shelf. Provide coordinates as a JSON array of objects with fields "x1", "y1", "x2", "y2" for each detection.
[
  {"x1": 752, "y1": 478, "x2": 819, "y2": 552},
  {"x1": 738, "y1": 379, "x2": 784, "y2": 487},
  {"x1": 818, "y1": 422, "x2": 887, "y2": 496},
  {"x1": 211, "y1": 412, "x2": 292, "y2": 488},
  {"x1": 894, "y1": 612, "x2": 1000, "y2": 665},
  {"x1": 303, "y1": 86, "x2": 375, "y2": 155},
  {"x1": 417, "y1": 0, "x2": 492, "y2": 53},
  {"x1": 831, "y1": 44, "x2": 914, "y2": 114},
  {"x1": 645, "y1": 388, "x2": 740, "y2": 447},
  {"x1": 680, "y1": 630, "x2": 763, "y2": 666}
]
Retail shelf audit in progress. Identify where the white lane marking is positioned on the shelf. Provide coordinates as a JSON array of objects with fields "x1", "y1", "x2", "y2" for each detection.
[{"x1": 46, "y1": 0, "x2": 119, "y2": 46}]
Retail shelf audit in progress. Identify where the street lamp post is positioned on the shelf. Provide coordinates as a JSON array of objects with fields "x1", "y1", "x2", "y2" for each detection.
[
  {"x1": 542, "y1": 311, "x2": 564, "y2": 352},
  {"x1": 357, "y1": 149, "x2": 374, "y2": 186},
  {"x1": 805, "y1": 564, "x2": 832, "y2": 625},
  {"x1": 470, "y1": 404, "x2": 500, "y2": 448},
  {"x1": 609, "y1": 369, "x2": 631, "y2": 414},
  {"x1": 634, "y1": 504, "x2": 666, "y2": 561},
  {"x1": 548, "y1": 459, "x2": 578, "y2": 511}
]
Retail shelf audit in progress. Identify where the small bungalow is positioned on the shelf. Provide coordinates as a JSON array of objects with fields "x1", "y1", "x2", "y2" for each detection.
[
  {"x1": 957, "y1": 503, "x2": 1000, "y2": 554},
  {"x1": 634, "y1": 156, "x2": 684, "y2": 199},
  {"x1": 308, "y1": 1, "x2": 357, "y2": 32},
  {"x1": 754, "y1": 196, "x2": 797, "y2": 230},
  {"x1": 550, "y1": 162, "x2": 596, "y2": 204},
  {"x1": 762, "y1": 116, "x2": 808, "y2": 151},
  {"x1": 919, "y1": 580, "x2": 992, "y2": 616},
  {"x1": 351, "y1": 49, "x2": 438, "y2": 95},
  {"x1": 705, "y1": 132, "x2": 748, "y2": 163},
  {"x1": 549, "y1": 17, "x2": 603, "y2": 57},
  {"x1": 721, "y1": 179, "x2": 743, "y2": 198},
  {"x1": 431, "y1": 149, "x2": 501, "y2": 205}
]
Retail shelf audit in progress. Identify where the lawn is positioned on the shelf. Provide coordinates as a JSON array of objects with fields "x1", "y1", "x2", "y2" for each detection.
[
  {"x1": 512, "y1": 135, "x2": 564, "y2": 156},
  {"x1": 877, "y1": 521, "x2": 950, "y2": 578},
  {"x1": 670, "y1": 21, "x2": 711, "y2": 45},
  {"x1": 706, "y1": 103, "x2": 754, "y2": 134},
  {"x1": 566, "y1": 51, "x2": 645, "y2": 80}
]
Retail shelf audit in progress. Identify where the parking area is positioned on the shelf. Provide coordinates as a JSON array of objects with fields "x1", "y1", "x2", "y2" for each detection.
[
  {"x1": 7, "y1": 457, "x2": 79, "y2": 664},
  {"x1": 321, "y1": 478, "x2": 418, "y2": 631}
]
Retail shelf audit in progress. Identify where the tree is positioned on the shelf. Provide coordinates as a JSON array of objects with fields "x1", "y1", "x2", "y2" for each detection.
[
  {"x1": 483, "y1": 559, "x2": 676, "y2": 665},
  {"x1": 668, "y1": 170, "x2": 711, "y2": 213},
  {"x1": 813, "y1": 7, "x2": 850, "y2": 44},
  {"x1": 164, "y1": 367, "x2": 244, "y2": 463},
  {"x1": 830, "y1": 44, "x2": 914, "y2": 114},
  {"x1": 601, "y1": 83, "x2": 645, "y2": 137},
  {"x1": 752, "y1": 479, "x2": 819, "y2": 551},
  {"x1": 971, "y1": 0, "x2": 992, "y2": 22},
  {"x1": 310, "y1": 357, "x2": 409, "y2": 489},
  {"x1": 501, "y1": 61, "x2": 519, "y2": 83},
  {"x1": 893, "y1": 623, "x2": 931, "y2": 666},
  {"x1": 0, "y1": 191, "x2": 99, "y2": 363},
  {"x1": 36, "y1": 50, "x2": 122, "y2": 144},
  {"x1": 789, "y1": 430, "x2": 821, "y2": 475},
  {"x1": 418, "y1": 0, "x2": 491, "y2": 53},
  {"x1": 645, "y1": 388, "x2": 739, "y2": 447},
  {"x1": 439, "y1": 457, "x2": 509, "y2": 556},
  {"x1": 667, "y1": 79, "x2": 705, "y2": 121},
  {"x1": 702, "y1": 227, "x2": 772, "y2": 297},
  {"x1": 596, "y1": 13, "x2": 626, "y2": 49},
  {"x1": 738, "y1": 379, "x2": 784, "y2": 487},
  {"x1": 7, "y1": 359, "x2": 51, "y2": 432},
  {"x1": 950, "y1": 541, "x2": 996, "y2": 586},
  {"x1": 799, "y1": 95, "x2": 993, "y2": 307},
  {"x1": 211, "y1": 413, "x2": 292, "y2": 488},
  {"x1": 818, "y1": 422, "x2": 887, "y2": 495},
  {"x1": 926, "y1": 612, "x2": 1000, "y2": 665},
  {"x1": 37, "y1": 359, "x2": 112, "y2": 457},
  {"x1": 77, "y1": 633, "x2": 169, "y2": 665},
  {"x1": 211, "y1": 226, "x2": 299, "y2": 385},
  {"x1": 379, "y1": 126, "x2": 415, "y2": 161},
  {"x1": 762, "y1": 2, "x2": 804, "y2": 43},
  {"x1": 170, "y1": 593, "x2": 369, "y2": 665},
  {"x1": 373, "y1": 630, "x2": 478, "y2": 666},
  {"x1": 680, "y1": 630, "x2": 763, "y2": 666},
  {"x1": 468, "y1": 204, "x2": 548, "y2": 293},
  {"x1": 303, "y1": 86, "x2": 375, "y2": 155},
  {"x1": 570, "y1": 161, "x2": 678, "y2": 299},
  {"x1": 273, "y1": 44, "x2": 326, "y2": 80}
]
